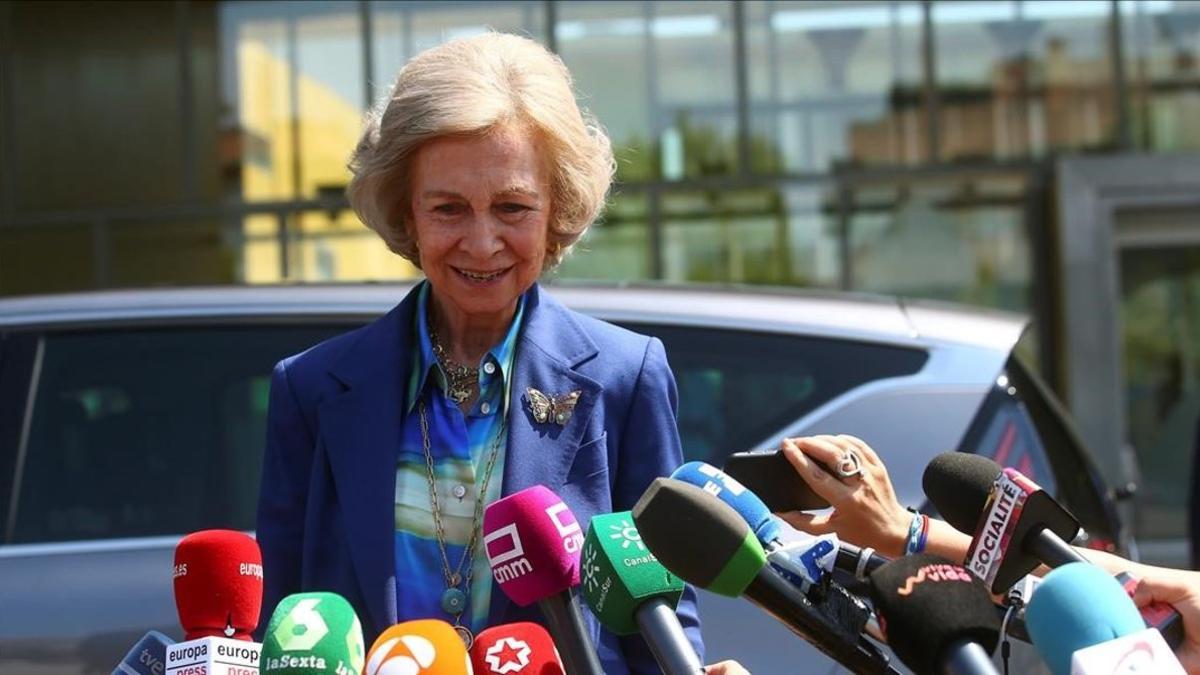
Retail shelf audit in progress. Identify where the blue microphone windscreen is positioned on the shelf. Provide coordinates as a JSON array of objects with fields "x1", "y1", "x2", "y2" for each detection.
[
  {"x1": 670, "y1": 461, "x2": 781, "y2": 544},
  {"x1": 1025, "y1": 562, "x2": 1145, "y2": 675},
  {"x1": 112, "y1": 630, "x2": 174, "y2": 675}
]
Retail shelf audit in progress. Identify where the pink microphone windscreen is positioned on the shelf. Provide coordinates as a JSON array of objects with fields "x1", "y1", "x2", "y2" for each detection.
[{"x1": 483, "y1": 485, "x2": 583, "y2": 606}]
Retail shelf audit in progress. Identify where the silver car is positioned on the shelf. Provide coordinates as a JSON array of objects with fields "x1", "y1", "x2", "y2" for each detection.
[{"x1": 0, "y1": 283, "x2": 1123, "y2": 674}]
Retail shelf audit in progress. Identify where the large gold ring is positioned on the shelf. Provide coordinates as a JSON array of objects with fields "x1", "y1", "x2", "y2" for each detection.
[{"x1": 835, "y1": 450, "x2": 864, "y2": 479}]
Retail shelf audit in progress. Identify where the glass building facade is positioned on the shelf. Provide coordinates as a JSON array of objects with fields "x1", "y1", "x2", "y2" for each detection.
[
  {"x1": 3, "y1": 1, "x2": 1200, "y2": 553},
  {"x1": 6, "y1": 0, "x2": 1196, "y2": 301}
]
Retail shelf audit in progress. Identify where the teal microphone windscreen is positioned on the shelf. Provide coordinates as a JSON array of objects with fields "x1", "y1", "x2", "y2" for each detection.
[{"x1": 1025, "y1": 562, "x2": 1146, "y2": 675}]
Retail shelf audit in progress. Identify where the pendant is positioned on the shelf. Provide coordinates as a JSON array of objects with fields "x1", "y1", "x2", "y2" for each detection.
[
  {"x1": 454, "y1": 624, "x2": 474, "y2": 650},
  {"x1": 441, "y1": 587, "x2": 467, "y2": 615}
]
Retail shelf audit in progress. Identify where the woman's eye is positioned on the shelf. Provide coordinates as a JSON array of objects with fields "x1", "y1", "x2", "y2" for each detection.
[
  {"x1": 498, "y1": 203, "x2": 532, "y2": 214},
  {"x1": 433, "y1": 203, "x2": 464, "y2": 215}
]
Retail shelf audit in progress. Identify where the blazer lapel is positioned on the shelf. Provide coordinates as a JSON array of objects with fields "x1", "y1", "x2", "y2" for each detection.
[
  {"x1": 318, "y1": 287, "x2": 419, "y2": 635},
  {"x1": 502, "y1": 284, "x2": 602, "y2": 494},
  {"x1": 489, "y1": 284, "x2": 602, "y2": 626}
]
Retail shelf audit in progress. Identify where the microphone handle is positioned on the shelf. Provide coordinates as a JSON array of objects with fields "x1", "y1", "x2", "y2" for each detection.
[
  {"x1": 745, "y1": 567, "x2": 902, "y2": 675},
  {"x1": 537, "y1": 589, "x2": 604, "y2": 675},
  {"x1": 941, "y1": 639, "x2": 1000, "y2": 675},
  {"x1": 634, "y1": 597, "x2": 704, "y2": 675},
  {"x1": 836, "y1": 543, "x2": 889, "y2": 579},
  {"x1": 1026, "y1": 527, "x2": 1087, "y2": 567}
]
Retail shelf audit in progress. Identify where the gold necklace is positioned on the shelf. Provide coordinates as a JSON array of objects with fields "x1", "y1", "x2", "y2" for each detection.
[
  {"x1": 417, "y1": 399, "x2": 504, "y2": 649},
  {"x1": 429, "y1": 324, "x2": 479, "y2": 405}
]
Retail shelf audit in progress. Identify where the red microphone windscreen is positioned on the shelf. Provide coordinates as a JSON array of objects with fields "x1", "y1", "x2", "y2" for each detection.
[
  {"x1": 471, "y1": 623, "x2": 564, "y2": 675},
  {"x1": 482, "y1": 486, "x2": 583, "y2": 607},
  {"x1": 173, "y1": 529, "x2": 263, "y2": 640}
]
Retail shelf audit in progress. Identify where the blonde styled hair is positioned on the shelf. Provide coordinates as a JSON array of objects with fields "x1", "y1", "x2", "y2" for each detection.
[{"x1": 347, "y1": 32, "x2": 614, "y2": 270}]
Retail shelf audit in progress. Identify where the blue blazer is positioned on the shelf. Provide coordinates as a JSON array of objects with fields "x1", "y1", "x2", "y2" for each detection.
[{"x1": 256, "y1": 283, "x2": 703, "y2": 673}]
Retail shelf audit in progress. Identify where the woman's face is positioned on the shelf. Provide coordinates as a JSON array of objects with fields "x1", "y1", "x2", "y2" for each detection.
[{"x1": 409, "y1": 124, "x2": 551, "y2": 323}]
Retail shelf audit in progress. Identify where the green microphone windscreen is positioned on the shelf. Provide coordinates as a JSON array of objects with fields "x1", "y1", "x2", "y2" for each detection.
[
  {"x1": 580, "y1": 511, "x2": 685, "y2": 634},
  {"x1": 262, "y1": 591, "x2": 366, "y2": 675},
  {"x1": 632, "y1": 478, "x2": 766, "y2": 597}
]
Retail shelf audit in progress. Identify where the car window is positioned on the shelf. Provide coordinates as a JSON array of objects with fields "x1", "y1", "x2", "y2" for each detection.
[
  {"x1": 6, "y1": 325, "x2": 346, "y2": 545},
  {"x1": 957, "y1": 355, "x2": 1118, "y2": 546},
  {"x1": 617, "y1": 323, "x2": 929, "y2": 466},
  {"x1": 957, "y1": 382, "x2": 1058, "y2": 493}
]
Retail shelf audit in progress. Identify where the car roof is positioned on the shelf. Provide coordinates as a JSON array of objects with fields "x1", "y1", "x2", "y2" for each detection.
[{"x1": 0, "y1": 282, "x2": 1027, "y2": 352}]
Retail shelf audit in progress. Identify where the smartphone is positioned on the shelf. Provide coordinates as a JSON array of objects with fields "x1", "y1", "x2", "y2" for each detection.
[{"x1": 723, "y1": 449, "x2": 831, "y2": 511}]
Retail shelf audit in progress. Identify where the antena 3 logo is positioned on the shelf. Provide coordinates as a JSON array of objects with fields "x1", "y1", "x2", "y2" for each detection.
[
  {"x1": 896, "y1": 564, "x2": 973, "y2": 596},
  {"x1": 545, "y1": 502, "x2": 583, "y2": 554},
  {"x1": 486, "y1": 523, "x2": 533, "y2": 584}
]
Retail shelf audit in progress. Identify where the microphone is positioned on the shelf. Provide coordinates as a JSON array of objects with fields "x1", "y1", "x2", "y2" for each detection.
[
  {"x1": 579, "y1": 511, "x2": 702, "y2": 675},
  {"x1": 470, "y1": 622, "x2": 564, "y2": 675},
  {"x1": 923, "y1": 452, "x2": 1083, "y2": 593},
  {"x1": 365, "y1": 620, "x2": 469, "y2": 675},
  {"x1": 924, "y1": 453, "x2": 1184, "y2": 647},
  {"x1": 173, "y1": 529, "x2": 264, "y2": 640},
  {"x1": 166, "y1": 530, "x2": 264, "y2": 675},
  {"x1": 670, "y1": 461, "x2": 887, "y2": 581},
  {"x1": 670, "y1": 461, "x2": 782, "y2": 543},
  {"x1": 867, "y1": 554, "x2": 1000, "y2": 675},
  {"x1": 260, "y1": 591, "x2": 365, "y2": 675},
  {"x1": 632, "y1": 478, "x2": 900, "y2": 674},
  {"x1": 1025, "y1": 563, "x2": 1184, "y2": 675},
  {"x1": 112, "y1": 631, "x2": 173, "y2": 675},
  {"x1": 482, "y1": 485, "x2": 603, "y2": 675}
]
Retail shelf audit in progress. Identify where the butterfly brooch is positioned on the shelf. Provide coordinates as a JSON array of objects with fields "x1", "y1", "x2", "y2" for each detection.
[{"x1": 526, "y1": 387, "x2": 581, "y2": 427}]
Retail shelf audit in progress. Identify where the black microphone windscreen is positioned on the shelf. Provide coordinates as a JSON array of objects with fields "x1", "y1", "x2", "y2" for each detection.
[
  {"x1": 632, "y1": 478, "x2": 761, "y2": 593},
  {"x1": 923, "y1": 452, "x2": 1001, "y2": 534},
  {"x1": 868, "y1": 553, "x2": 1000, "y2": 675}
]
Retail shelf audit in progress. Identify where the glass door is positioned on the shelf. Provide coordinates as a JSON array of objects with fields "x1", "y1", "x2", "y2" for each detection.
[{"x1": 1116, "y1": 210, "x2": 1200, "y2": 560}]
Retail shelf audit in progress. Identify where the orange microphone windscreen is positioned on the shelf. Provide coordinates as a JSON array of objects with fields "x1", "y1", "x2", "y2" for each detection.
[{"x1": 365, "y1": 619, "x2": 470, "y2": 675}]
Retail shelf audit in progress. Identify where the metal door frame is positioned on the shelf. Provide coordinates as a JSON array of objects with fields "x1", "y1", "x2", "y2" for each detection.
[{"x1": 1057, "y1": 155, "x2": 1200, "y2": 531}]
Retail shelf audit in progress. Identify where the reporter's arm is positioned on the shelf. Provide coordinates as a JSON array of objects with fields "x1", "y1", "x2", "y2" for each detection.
[{"x1": 776, "y1": 435, "x2": 1149, "y2": 579}]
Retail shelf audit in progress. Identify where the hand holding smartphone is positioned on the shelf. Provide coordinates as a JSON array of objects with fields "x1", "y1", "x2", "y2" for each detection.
[{"x1": 723, "y1": 449, "x2": 832, "y2": 512}]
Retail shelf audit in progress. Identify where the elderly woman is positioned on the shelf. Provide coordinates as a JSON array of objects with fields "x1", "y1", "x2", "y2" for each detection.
[{"x1": 255, "y1": 33, "x2": 703, "y2": 673}]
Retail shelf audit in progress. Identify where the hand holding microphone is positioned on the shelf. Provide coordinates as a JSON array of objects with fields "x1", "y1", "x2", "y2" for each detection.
[
  {"x1": 1026, "y1": 563, "x2": 1185, "y2": 675},
  {"x1": 1132, "y1": 570, "x2": 1200, "y2": 673},
  {"x1": 673, "y1": 460, "x2": 888, "y2": 583},
  {"x1": 632, "y1": 477, "x2": 900, "y2": 674}
]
